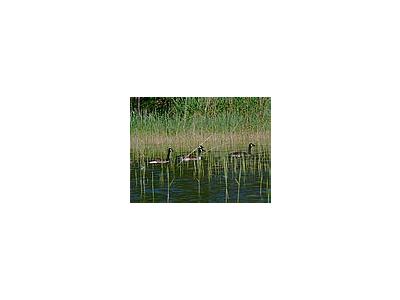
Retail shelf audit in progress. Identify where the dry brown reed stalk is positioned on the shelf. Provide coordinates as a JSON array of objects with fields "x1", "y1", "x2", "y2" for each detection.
[{"x1": 131, "y1": 131, "x2": 270, "y2": 154}]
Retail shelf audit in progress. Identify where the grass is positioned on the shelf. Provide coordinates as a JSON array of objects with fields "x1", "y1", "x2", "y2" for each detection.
[
  {"x1": 131, "y1": 97, "x2": 270, "y2": 154},
  {"x1": 131, "y1": 97, "x2": 270, "y2": 132}
]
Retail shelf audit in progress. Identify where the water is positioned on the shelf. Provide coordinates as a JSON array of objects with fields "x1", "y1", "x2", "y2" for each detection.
[{"x1": 130, "y1": 151, "x2": 271, "y2": 203}]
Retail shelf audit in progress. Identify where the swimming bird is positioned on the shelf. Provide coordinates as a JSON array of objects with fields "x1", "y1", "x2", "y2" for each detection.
[
  {"x1": 229, "y1": 143, "x2": 255, "y2": 158},
  {"x1": 148, "y1": 147, "x2": 173, "y2": 164},
  {"x1": 177, "y1": 145, "x2": 205, "y2": 162}
]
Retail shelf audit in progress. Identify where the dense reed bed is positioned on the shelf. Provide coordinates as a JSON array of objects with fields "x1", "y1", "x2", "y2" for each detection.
[
  {"x1": 131, "y1": 97, "x2": 270, "y2": 153},
  {"x1": 131, "y1": 98, "x2": 270, "y2": 132}
]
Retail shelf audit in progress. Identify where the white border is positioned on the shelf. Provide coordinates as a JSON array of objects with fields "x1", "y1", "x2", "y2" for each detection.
[{"x1": 1, "y1": 0, "x2": 399, "y2": 299}]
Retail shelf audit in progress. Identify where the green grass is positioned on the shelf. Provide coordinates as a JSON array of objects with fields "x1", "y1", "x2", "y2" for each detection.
[
  {"x1": 131, "y1": 97, "x2": 270, "y2": 134},
  {"x1": 131, "y1": 97, "x2": 271, "y2": 155}
]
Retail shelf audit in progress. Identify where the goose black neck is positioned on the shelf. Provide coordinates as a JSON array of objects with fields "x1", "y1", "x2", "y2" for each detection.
[
  {"x1": 248, "y1": 144, "x2": 252, "y2": 154},
  {"x1": 166, "y1": 149, "x2": 171, "y2": 161}
]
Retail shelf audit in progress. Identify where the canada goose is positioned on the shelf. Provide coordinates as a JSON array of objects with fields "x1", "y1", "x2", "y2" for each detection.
[
  {"x1": 229, "y1": 143, "x2": 255, "y2": 158},
  {"x1": 177, "y1": 145, "x2": 205, "y2": 162},
  {"x1": 148, "y1": 147, "x2": 173, "y2": 164}
]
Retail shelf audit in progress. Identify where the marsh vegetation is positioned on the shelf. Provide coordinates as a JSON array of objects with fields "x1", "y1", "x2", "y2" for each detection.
[{"x1": 130, "y1": 97, "x2": 271, "y2": 203}]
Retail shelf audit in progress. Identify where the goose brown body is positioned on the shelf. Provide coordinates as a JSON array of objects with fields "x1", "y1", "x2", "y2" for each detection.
[
  {"x1": 229, "y1": 143, "x2": 255, "y2": 158},
  {"x1": 149, "y1": 147, "x2": 173, "y2": 164},
  {"x1": 177, "y1": 145, "x2": 205, "y2": 162}
]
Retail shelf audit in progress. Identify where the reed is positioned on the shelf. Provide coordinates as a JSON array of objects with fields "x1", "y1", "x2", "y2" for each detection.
[
  {"x1": 223, "y1": 157, "x2": 229, "y2": 202},
  {"x1": 151, "y1": 171, "x2": 155, "y2": 203},
  {"x1": 131, "y1": 148, "x2": 270, "y2": 203},
  {"x1": 235, "y1": 163, "x2": 242, "y2": 203},
  {"x1": 159, "y1": 165, "x2": 164, "y2": 186},
  {"x1": 131, "y1": 97, "x2": 270, "y2": 154},
  {"x1": 131, "y1": 97, "x2": 270, "y2": 135},
  {"x1": 131, "y1": 131, "x2": 270, "y2": 155},
  {"x1": 134, "y1": 170, "x2": 138, "y2": 187},
  {"x1": 141, "y1": 165, "x2": 146, "y2": 202},
  {"x1": 166, "y1": 167, "x2": 170, "y2": 203}
]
